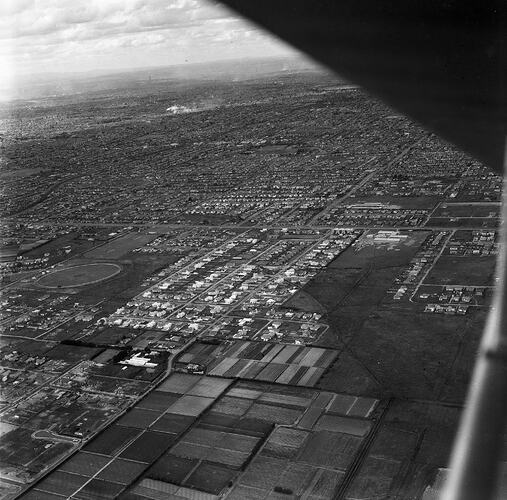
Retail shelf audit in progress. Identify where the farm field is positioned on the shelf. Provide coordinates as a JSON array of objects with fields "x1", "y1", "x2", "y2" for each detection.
[{"x1": 177, "y1": 341, "x2": 338, "y2": 387}]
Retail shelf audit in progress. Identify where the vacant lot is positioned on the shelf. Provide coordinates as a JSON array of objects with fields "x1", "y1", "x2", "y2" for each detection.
[
  {"x1": 426, "y1": 217, "x2": 498, "y2": 228},
  {"x1": 431, "y1": 202, "x2": 500, "y2": 218},
  {"x1": 319, "y1": 305, "x2": 484, "y2": 402},
  {"x1": 424, "y1": 254, "x2": 496, "y2": 286}
]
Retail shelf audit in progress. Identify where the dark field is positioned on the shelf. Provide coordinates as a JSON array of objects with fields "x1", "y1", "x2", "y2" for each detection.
[
  {"x1": 431, "y1": 202, "x2": 500, "y2": 218},
  {"x1": 83, "y1": 425, "x2": 141, "y2": 456},
  {"x1": 119, "y1": 431, "x2": 176, "y2": 463},
  {"x1": 285, "y1": 229, "x2": 488, "y2": 404},
  {"x1": 288, "y1": 231, "x2": 428, "y2": 316},
  {"x1": 426, "y1": 217, "x2": 498, "y2": 228},
  {"x1": 424, "y1": 255, "x2": 496, "y2": 286},
  {"x1": 116, "y1": 409, "x2": 163, "y2": 429},
  {"x1": 73, "y1": 478, "x2": 124, "y2": 499},
  {"x1": 318, "y1": 305, "x2": 484, "y2": 402},
  {"x1": 35, "y1": 471, "x2": 89, "y2": 497},
  {"x1": 185, "y1": 462, "x2": 236, "y2": 494}
]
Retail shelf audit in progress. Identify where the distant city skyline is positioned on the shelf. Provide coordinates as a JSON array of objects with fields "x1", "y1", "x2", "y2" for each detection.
[{"x1": 1, "y1": 0, "x2": 301, "y2": 93}]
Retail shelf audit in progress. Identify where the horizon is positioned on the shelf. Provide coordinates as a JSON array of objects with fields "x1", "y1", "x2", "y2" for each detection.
[
  {"x1": 0, "y1": 0, "x2": 308, "y2": 101},
  {"x1": 15, "y1": 53, "x2": 320, "y2": 83},
  {"x1": 3, "y1": 55, "x2": 325, "y2": 102}
]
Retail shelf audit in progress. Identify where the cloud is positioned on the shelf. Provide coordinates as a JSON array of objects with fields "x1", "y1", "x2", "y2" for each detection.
[
  {"x1": 0, "y1": 0, "x2": 35, "y2": 16},
  {"x1": 0, "y1": 0, "x2": 299, "y2": 79},
  {"x1": 0, "y1": 0, "x2": 232, "y2": 40}
]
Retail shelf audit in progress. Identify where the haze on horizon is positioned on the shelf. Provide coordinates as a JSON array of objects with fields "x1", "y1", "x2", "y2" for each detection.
[{"x1": 0, "y1": 0, "x2": 306, "y2": 100}]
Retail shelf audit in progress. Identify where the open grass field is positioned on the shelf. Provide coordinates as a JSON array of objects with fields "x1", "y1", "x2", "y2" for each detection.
[
  {"x1": 287, "y1": 231, "x2": 428, "y2": 325},
  {"x1": 431, "y1": 202, "x2": 500, "y2": 218},
  {"x1": 424, "y1": 254, "x2": 496, "y2": 286},
  {"x1": 69, "y1": 252, "x2": 180, "y2": 304},
  {"x1": 84, "y1": 232, "x2": 158, "y2": 259},
  {"x1": 331, "y1": 230, "x2": 428, "y2": 269},
  {"x1": 426, "y1": 217, "x2": 498, "y2": 228},
  {"x1": 38, "y1": 263, "x2": 121, "y2": 288},
  {"x1": 348, "y1": 195, "x2": 441, "y2": 209},
  {"x1": 319, "y1": 305, "x2": 484, "y2": 402},
  {"x1": 285, "y1": 226, "x2": 490, "y2": 404}
]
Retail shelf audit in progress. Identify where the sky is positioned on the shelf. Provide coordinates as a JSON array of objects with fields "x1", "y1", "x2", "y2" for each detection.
[{"x1": 0, "y1": 0, "x2": 301, "y2": 94}]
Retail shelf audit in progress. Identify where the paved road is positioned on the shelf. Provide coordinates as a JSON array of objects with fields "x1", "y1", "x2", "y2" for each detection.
[{"x1": 4, "y1": 218, "x2": 497, "y2": 232}]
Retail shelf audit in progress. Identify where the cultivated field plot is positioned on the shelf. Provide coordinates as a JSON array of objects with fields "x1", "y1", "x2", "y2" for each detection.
[
  {"x1": 125, "y1": 386, "x2": 283, "y2": 498},
  {"x1": 223, "y1": 382, "x2": 379, "y2": 499},
  {"x1": 120, "y1": 380, "x2": 379, "y2": 499},
  {"x1": 136, "y1": 415, "x2": 269, "y2": 495},
  {"x1": 84, "y1": 232, "x2": 158, "y2": 259},
  {"x1": 178, "y1": 340, "x2": 338, "y2": 387},
  {"x1": 37, "y1": 262, "x2": 121, "y2": 288},
  {"x1": 342, "y1": 400, "x2": 461, "y2": 499},
  {"x1": 17, "y1": 377, "x2": 378, "y2": 498},
  {"x1": 21, "y1": 374, "x2": 232, "y2": 499},
  {"x1": 130, "y1": 478, "x2": 223, "y2": 500},
  {"x1": 17, "y1": 379, "x2": 380, "y2": 499}
]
